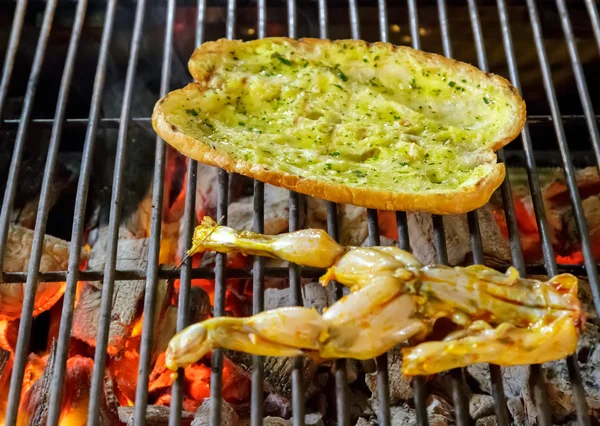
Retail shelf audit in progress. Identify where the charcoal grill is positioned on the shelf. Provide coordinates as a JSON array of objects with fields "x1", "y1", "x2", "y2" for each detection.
[{"x1": 1, "y1": 0, "x2": 600, "y2": 425}]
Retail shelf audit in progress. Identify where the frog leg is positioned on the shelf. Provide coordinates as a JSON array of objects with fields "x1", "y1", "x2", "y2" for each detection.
[
  {"x1": 166, "y1": 307, "x2": 326, "y2": 370},
  {"x1": 400, "y1": 313, "x2": 579, "y2": 376},
  {"x1": 190, "y1": 216, "x2": 345, "y2": 268}
]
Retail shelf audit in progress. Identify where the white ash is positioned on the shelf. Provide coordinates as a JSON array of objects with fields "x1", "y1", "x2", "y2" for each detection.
[
  {"x1": 366, "y1": 348, "x2": 413, "y2": 404},
  {"x1": 466, "y1": 322, "x2": 600, "y2": 424},
  {"x1": 474, "y1": 415, "x2": 498, "y2": 426},
  {"x1": 506, "y1": 397, "x2": 526, "y2": 425},
  {"x1": 191, "y1": 398, "x2": 238, "y2": 426},
  {"x1": 406, "y1": 205, "x2": 510, "y2": 266},
  {"x1": 469, "y1": 394, "x2": 496, "y2": 420},
  {"x1": 228, "y1": 185, "x2": 292, "y2": 235},
  {"x1": 263, "y1": 417, "x2": 293, "y2": 426}
]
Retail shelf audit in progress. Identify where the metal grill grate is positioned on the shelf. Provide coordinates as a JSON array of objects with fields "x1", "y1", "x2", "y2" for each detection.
[{"x1": 1, "y1": 1, "x2": 600, "y2": 426}]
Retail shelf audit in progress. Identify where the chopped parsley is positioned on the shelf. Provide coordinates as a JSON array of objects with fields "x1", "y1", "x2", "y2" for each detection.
[
  {"x1": 483, "y1": 97, "x2": 490, "y2": 104},
  {"x1": 337, "y1": 70, "x2": 348, "y2": 82},
  {"x1": 273, "y1": 52, "x2": 292, "y2": 66},
  {"x1": 186, "y1": 109, "x2": 198, "y2": 117}
]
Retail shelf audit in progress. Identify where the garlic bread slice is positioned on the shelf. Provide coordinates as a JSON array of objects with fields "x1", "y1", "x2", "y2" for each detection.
[{"x1": 152, "y1": 38, "x2": 525, "y2": 214}]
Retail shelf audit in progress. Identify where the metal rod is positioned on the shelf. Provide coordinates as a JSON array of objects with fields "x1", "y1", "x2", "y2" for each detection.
[
  {"x1": 0, "y1": 0, "x2": 56, "y2": 281},
  {"x1": 5, "y1": 0, "x2": 81, "y2": 423},
  {"x1": 584, "y1": 0, "x2": 600, "y2": 54},
  {"x1": 2, "y1": 261, "x2": 590, "y2": 284},
  {"x1": 394, "y1": 211, "x2": 428, "y2": 426},
  {"x1": 0, "y1": 0, "x2": 28, "y2": 124},
  {"x1": 169, "y1": 160, "x2": 198, "y2": 426},
  {"x1": 523, "y1": 0, "x2": 596, "y2": 423},
  {"x1": 407, "y1": 2, "x2": 469, "y2": 424},
  {"x1": 48, "y1": 0, "x2": 118, "y2": 423},
  {"x1": 496, "y1": 1, "x2": 570, "y2": 424},
  {"x1": 462, "y1": 1, "x2": 510, "y2": 423},
  {"x1": 209, "y1": 2, "x2": 235, "y2": 424},
  {"x1": 133, "y1": 0, "x2": 176, "y2": 423},
  {"x1": 251, "y1": 180, "x2": 266, "y2": 426},
  {"x1": 87, "y1": 0, "x2": 148, "y2": 423},
  {"x1": 251, "y1": 2, "x2": 268, "y2": 424},
  {"x1": 2, "y1": 113, "x2": 595, "y2": 130},
  {"x1": 312, "y1": 0, "x2": 349, "y2": 423},
  {"x1": 169, "y1": 4, "x2": 205, "y2": 423},
  {"x1": 555, "y1": 0, "x2": 600, "y2": 316},
  {"x1": 2, "y1": 2, "x2": 57, "y2": 424}
]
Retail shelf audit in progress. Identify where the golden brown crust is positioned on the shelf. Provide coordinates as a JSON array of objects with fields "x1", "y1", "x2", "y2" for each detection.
[
  {"x1": 153, "y1": 37, "x2": 523, "y2": 214},
  {"x1": 153, "y1": 98, "x2": 505, "y2": 215}
]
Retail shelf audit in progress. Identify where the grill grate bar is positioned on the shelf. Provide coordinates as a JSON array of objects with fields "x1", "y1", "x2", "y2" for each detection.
[
  {"x1": 87, "y1": 0, "x2": 148, "y2": 422},
  {"x1": 394, "y1": 210, "x2": 429, "y2": 426},
  {"x1": 208, "y1": 0, "x2": 236, "y2": 423},
  {"x1": 251, "y1": 178, "x2": 266, "y2": 426},
  {"x1": 316, "y1": 0, "x2": 351, "y2": 423},
  {"x1": 169, "y1": 3, "x2": 205, "y2": 423},
  {"x1": 46, "y1": 0, "x2": 119, "y2": 423},
  {"x1": 0, "y1": 0, "x2": 28, "y2": 124},
  {"x1": 1, "y1": 1, "x2": 58, "y2": 424},
  {"x1": 496, "y1": 2, "x2": 554, "y2": 424},
  {"x1": 251, "y1": 2, "x2": 267, "y2": 425},
  {"x1": 556, "y1": 0, "x2": 600, "y2": 315},
  {"x1": 132, "y1": 0, "x2": 176, "y2": 423},
  {"x1": 525, "y1": 0, "x2": 598, "y2": 423},
  {"x1": 498, "y1": 1, "x2": 592, "y2": 424},
  {"x1": 169, "y1": 161, "x2": 199, "y2": 425},
  {"x1": 408, "y1": 3, "x2": 472, "y2": 424},
  {"x1": 3, "y1": 113, "x2": 596, "y2": 130},
  {"x1": 585, "y1": 0, "x2": 600, "y2": 53},
  {"x1": 1, "y1": 262, "x2": 593, "y2": 284},
  {"x1": 6, "y1": 0, "x2": 86, "y2": 422},
  {"x1": 463, "y1": 1, "x2": 511, "y2": 423},
  {"x1": 286, "y1": 1, "x2": 306, "y2": 425}
]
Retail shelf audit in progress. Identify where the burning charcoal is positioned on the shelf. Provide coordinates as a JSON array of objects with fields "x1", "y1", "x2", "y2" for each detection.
[
  {"x1": 303, "y1": 412, "x2": 324, "y2": 426},
  {"x1": 469, "y1": 394, "x2": 496, "y2": 420},
  {"x1": 264, "y1": 393, "x2": 292, "y2": 418},
  {"x1": 349, "y1": 389, "x2": 373, "y2": 420},
  {"x1": 389, "y1": 402, "x2": 452, "y2": 426},
  {"x1": 405, "y1": 204, "x2": 510, "y2": 266},
  {"x1": 18, "y1": 348, "x2": 119, "y2": 426},
  {"x1": 0, "y1": 225, "x2": 87, "y2": 321},
  {"x1": 0, "y1": 348, "x2": 11, "y2": 418},
  {"x1": 466, "y1": 364, "x2": 527, "y2": 398},
  {"x1": 191, "y1": 398, "x2": 239, "y2": 426},
  {"x1": 467, "y1": 322, "x2": 600, "y2": 423},
  {"x1": 506, "y1": 397, "x2": 526, "y2": 425},
  {"x1": 72, "y1": 218, "x2": 164, "y2": 355},
  {"x1": 338, "y1": 204, "x2": 368, "y2": 246},
  {"x1": 474, "y1": 416, "x2": 498, "y2": 426},
  {"x1": 0, "y1": 319, "x2": 18, "y2": 352},
  {"x1": 366, "y1": 348, "x2": 413, "y2": 404},
  {"x1": 228, "y1": 185, "x2": 293, "y2": 235},
  {"x1": 118, "y1": 405, "x2": 193, "y2": 426},
  {"x1": 263, "y1": 417, "x2": 293, "y2": 426}
]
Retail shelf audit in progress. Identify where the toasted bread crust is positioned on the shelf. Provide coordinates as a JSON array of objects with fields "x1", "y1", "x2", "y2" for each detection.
[{"x1": 153, "y1": 38, "x2": 523, "y2": 214}]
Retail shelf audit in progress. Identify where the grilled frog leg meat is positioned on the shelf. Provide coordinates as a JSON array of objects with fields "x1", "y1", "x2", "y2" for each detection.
[{"x1": 166, "y1": 217, "x2": 583, "y2": 375}]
